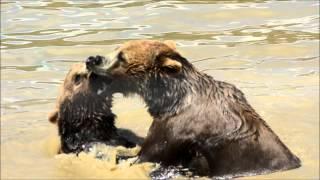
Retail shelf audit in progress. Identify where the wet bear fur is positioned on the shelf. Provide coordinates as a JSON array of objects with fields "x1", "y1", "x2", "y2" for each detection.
[
  {"x1": 48, "y1": 63, "x2": 139, "y2": 154},
  {"x1": 87, "y1": 40, "x2": 301, "y2": 177}
]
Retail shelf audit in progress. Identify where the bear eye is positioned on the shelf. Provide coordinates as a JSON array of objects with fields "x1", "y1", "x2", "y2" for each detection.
[
  {"x1": 117, "y1": 51, "x2": 126, "y2": 63},
  {"x1": 74, "y1": 74, "x2": 82, "y2": 85}
]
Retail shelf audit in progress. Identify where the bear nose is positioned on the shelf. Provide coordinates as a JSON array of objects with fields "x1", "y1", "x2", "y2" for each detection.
[{"x1": 86, "y1": 55, "x2": 104, "y2": 68}]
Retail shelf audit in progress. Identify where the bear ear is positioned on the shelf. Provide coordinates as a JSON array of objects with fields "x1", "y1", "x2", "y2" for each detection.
[
  {"x1": 161, "y1": 57, "x2": 182, "y2": 73},
  {"x1": 48, "y1": 110, "x2": 58, "y2": 123},
  {"x1": 164, "y1": 40, "x2": 176, "y2": 50}
]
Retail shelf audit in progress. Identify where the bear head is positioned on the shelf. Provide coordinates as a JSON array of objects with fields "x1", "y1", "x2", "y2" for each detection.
[{"x1": 48, "y1": 62, "x2": 119, "y2": 153}]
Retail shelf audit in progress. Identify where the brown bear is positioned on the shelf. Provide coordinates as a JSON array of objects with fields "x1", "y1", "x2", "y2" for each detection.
[
  {"x1": 48, "y1": 61, "x2": 140, "y2": 154},
  {"x1": 86, "y1": 40, "x2": 301, "y2": 178}
]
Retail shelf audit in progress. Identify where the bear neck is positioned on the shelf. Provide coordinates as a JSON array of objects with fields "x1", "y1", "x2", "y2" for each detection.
[
  {"x1": 142, "y1": 67, "x2": 213, "y2": 119},
  {"x1": 58, "y1": 93, "x2": 117, "y2": 153}
]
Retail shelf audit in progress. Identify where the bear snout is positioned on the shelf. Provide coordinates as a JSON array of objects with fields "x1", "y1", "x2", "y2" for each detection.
[
  {"x1": 86, "y1": 55, "x2": 104, "y2": 69},
  {"x1": 86, "y1": 55, "x2": 115, "y2": 77}
]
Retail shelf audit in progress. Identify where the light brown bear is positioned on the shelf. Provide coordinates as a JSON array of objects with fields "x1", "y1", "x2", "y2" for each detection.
[
  {"x1": 48, "y1": 62, "x2": 139, "y2": 154},
  {"x1": 86, "y1": 40, "x2": 301, "y2": 178}
]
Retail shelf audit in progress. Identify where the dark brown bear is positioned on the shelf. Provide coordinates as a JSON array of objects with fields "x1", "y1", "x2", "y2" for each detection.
[
  {"x1": 86, "y1": 40, "x2": 301, "y2": 178},
  {"x1": 48, "y1": 62, "x2": 138, "y2": 154}
]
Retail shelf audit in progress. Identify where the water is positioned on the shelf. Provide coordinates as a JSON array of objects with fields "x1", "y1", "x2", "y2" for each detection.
[{"x1": 1, "y1": 0, "x2": 319, "y2": 179}]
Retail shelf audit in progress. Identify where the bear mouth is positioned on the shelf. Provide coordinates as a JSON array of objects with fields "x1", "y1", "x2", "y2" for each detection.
[
  {"x1": 89, "y1": 67, "x2": 114, "y2": 80},
  {"x1": 89, "y1": 72, "x2": 113, "y2": 85},
  {"x1": 88, "y1": 72, "x2": 114, "y2": 96}
]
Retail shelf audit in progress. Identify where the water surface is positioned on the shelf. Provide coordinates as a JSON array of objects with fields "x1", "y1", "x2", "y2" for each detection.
[{"x1": 1, "y1": 0, "x2": 319, "y2": 179}]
